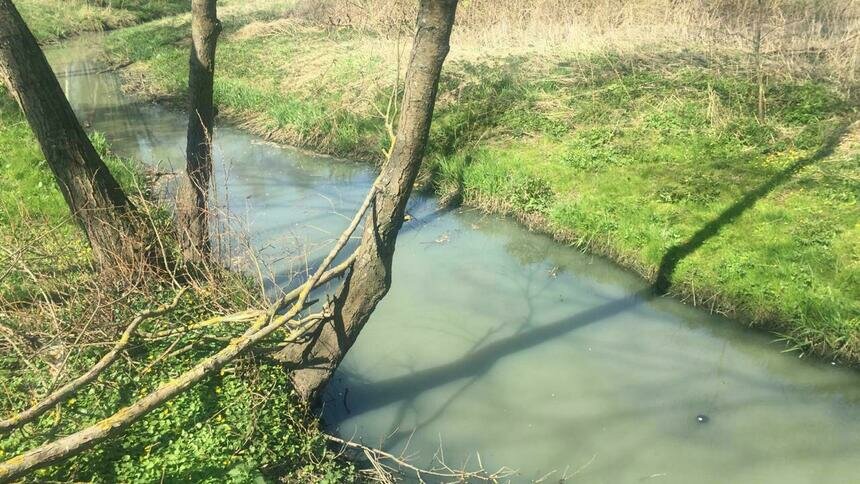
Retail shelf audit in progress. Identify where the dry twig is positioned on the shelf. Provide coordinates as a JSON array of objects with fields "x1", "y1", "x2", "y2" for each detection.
[
  {"x1": 0, "y1": 288, "x2": 189, "y2": 434},
  {"x1": 0, "y1": 178, "x2": 380, "y2": 482},
  {"x1": 325, "y1": 434, "x2": 517, "y2": 483}
]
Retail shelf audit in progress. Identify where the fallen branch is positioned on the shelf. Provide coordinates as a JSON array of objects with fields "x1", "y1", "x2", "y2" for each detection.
[
  {"x1": 0, "y1": 288, "x2": 189, "y2": 435},
  {"x1": 138, "y1": 308, "x2": 262, "y2": 340},
  {"x1": 324, "y1": 434, "x2": 517, "y2": 482},
  {"x1": 0, "y1": 183, "x2": 378, "y2": 482}
]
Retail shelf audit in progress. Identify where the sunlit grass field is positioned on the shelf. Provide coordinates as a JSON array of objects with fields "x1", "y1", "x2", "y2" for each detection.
[{"x1": 18, "y1": 0, "x2": 188, "y2": 43}]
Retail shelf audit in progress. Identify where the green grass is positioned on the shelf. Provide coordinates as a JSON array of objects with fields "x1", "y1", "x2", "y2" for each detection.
[
  {"x1": 0, "y1": 94, "x2": 69, "y2": 222},
  {"x1": 0, "y1": 337, "x2": 353, "y2": 482},
  {"x1": 101, "y1": 3, "x2": 860, "y2": 363},
  {"x1": 0, "y1": 94, "x2": 140, "y2": 225},
  {"x1": 0, "y1": 92, "x2": 352, "y2": 482},
  {"x1": 16, "y1": 0, "x2": 189, "y2": 43}
]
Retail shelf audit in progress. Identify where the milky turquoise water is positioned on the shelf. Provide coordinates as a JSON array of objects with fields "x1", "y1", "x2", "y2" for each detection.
[{"x1": 49, "y1": 38, "x2": 860, "y2": 483}]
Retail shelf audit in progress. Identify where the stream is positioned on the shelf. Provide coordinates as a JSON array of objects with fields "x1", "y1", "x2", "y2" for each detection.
[{"x1": 48, "y1": 37, "x2": 860, "y2": 483}]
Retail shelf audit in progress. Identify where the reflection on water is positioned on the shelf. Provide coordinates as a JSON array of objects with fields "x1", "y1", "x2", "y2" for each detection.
[{"x1": 49, "y1": 37, "x2": 860, "y2": 483}]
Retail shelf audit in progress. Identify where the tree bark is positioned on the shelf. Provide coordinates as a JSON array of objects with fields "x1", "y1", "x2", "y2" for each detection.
[
  {"x1": 276, "y1": 0, "x2": 459, "y2": 402},
  {"x1": 178, "y1": 0, "x2": 221, "y2": 263},
  {"x1": 753, "y1": 0, "x2": 766, "y2": 121},
  {"x1": 0, "y1": 0, "x2": 146, "y2": 268}
]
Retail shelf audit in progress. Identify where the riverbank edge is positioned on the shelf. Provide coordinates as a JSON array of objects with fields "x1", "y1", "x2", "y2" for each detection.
[
  {"x1": 102, "y1": 57, "x2": 859, "y2": 367},
  {"x1": 20, "y1": 0, "x2": 189, "y2": 46}
]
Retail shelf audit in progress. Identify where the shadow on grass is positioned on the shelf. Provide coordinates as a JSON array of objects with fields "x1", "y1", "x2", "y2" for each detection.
[{"x1": 652, "y1": 120, "x2": 853, "y2": 294}]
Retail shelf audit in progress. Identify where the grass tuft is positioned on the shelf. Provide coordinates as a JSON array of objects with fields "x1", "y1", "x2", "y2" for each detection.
[{"x1": 16, "y1": 0, "x2": 190, "y2": 44}]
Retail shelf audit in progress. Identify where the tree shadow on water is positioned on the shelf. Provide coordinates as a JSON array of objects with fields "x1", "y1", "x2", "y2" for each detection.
[
  {"x1": 264, "y1": 203, "x2": 458, "y2": 295},
  {"x1": 327, "y1": 121, "x2": 855, "y2": 445}
]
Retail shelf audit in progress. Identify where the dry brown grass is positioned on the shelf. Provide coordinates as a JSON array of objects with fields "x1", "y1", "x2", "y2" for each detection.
[{"x1": 286, "y1": 0, "x2": 859, "y2": 86}]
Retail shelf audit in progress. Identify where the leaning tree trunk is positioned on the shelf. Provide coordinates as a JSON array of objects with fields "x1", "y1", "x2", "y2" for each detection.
[
  {"x1": 178, "y1": 0, "x2": 221, "y2": 264},
  {"x1": 277, "y1": 0, "x2": 459, "y2": 402},
  {"x1": 0, "y1": 0, "x2": 147, "y2": 268}
]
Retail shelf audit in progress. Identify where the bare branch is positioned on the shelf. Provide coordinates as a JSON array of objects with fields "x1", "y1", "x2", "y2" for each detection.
[
  {"x1": 0, "y1": 179, "x2": 380, "y2": 481},
  {"x1": 0, "y1": 288, "x2": 189, "y2": 435},
  {"x1": 325, "y1": 434, "x2": 517, "y2": 482}
]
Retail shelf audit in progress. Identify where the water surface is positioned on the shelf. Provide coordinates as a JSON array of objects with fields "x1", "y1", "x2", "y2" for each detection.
[{"x1": 49, "y1": 38, "x2": 860, "y2": 483}]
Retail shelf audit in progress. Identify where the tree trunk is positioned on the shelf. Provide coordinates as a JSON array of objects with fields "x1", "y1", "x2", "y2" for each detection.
[
  {"x1": 178, "y1": 0, "x2": 221, "y2": 264},
  {"x1": 0, "y1": 0, "x2": 147, "y2": 268},
  {"x1": 276, "y1": 0, "x2": 459, "y2": 402},
  {"x1": 753, "y1": 0, "x2": 766, "y2": 121}
]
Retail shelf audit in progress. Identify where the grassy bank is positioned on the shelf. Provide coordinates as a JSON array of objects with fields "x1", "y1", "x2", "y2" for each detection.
[
  {"x1": 101, "y1": 1, "x2": 860, "y2": 363},
  {"x1": 0, "y1": 93, "x2": 352, "y2": 481},
  {"x1": 16, "y1": 0, "x2": 188, "y2": 43}
]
